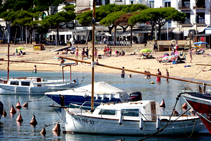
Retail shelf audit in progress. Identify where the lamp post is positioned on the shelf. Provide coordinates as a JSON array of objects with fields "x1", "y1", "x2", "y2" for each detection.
[{"x1": 7, "y1": 32, "x2": 9, "y2": 43}]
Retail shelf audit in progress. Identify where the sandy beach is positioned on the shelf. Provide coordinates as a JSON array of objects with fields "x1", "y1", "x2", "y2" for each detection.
[{"x1": 0, "y1": 47, "x2": 211, "y2": 81}]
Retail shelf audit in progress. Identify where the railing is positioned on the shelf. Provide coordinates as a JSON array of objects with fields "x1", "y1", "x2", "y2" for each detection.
[{"x1": 198, "y1": 18, "x2": 205, "y2": 24}]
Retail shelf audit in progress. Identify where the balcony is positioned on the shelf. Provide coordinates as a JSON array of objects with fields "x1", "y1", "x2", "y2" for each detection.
[
  {"x1": 178, "y1": 1, "x2": 190, "y2": 10},
  {"x1": 182, "y1": 18, "x2": 192, "y2": 27}
]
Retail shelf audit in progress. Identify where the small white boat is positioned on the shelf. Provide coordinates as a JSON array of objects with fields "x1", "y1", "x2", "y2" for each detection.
[
  {"x1": 62, "y1": 100, "x2": 206, "y2": 135},
  {"x1": 45, "y1": 81, "x2": 129, "y2": 106},
  {"x1": 0, "y1": 77, "x2": 79, "y2": 95}
]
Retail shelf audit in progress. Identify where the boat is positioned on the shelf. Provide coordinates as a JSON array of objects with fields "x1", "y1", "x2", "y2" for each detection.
[
  {"x1": 45, "y1": 81, "x2": 129, "y2": 106},
  {"x1": 61, "y1": 100, "x2": 206, "y2": 135},
  {"x1": 0, "y1": 77, "x2": 79, "y2": 95},
  {"x1": 181, "y1": 90, "x2": 211, "y2": 134}
]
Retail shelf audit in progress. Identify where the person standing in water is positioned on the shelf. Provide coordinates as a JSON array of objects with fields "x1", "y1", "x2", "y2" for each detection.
[
  {"x1": 32, "y1": 65, "x2": 37, "y2": 73},
  {"x1": 156, "y1": 69, "x2": 161, "y2": 82},
  {"x1": 166, "y1": 69, "x2": 169, "y2": 82},
  {"x1": 121, "y1": 67, "x2": 125, "y2": 78}
]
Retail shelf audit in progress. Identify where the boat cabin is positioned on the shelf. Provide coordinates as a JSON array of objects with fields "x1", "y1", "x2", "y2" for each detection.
[
  {"x1": 7, "y1": 77, "x2": 44, "y2": 87},
  {"x1": 92, "y1": 100, "x2": 161, "y2": 121}
]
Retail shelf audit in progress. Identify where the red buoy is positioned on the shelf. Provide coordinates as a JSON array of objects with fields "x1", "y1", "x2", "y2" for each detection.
[
  {"x1": 10, "y1": 105, "x2": 16, "y2": 114},
  {"x1": 16, "y1": 101, "x2": 22, "y2": 109},
  {"x1": 173, "y1": 110, "x2": 179, "y2": 116},
  {"x1": 182, "y1": 102, "x2": 187, "y2": 109},
  {"x1": 40, "y1": 127, "x2": 46, "y2": 136},
  {"x1": 2, "y1": 110, "x2": 7, "y2": 117},
  {"x1": 16, "y1": 113, "x2": 23, "y2": 122},
  {"x1": 22, "y1": 102, "x2": 28, "y2": 108},
  {"x1": 52, "y1": 122, "x2": 61, "y2": 135},
  {"x1": 160, "y1": 99, "x2": 166, "y2": 108},
  {"x1": 30, "y1": 115, "x2": 38, "y2": 125}
]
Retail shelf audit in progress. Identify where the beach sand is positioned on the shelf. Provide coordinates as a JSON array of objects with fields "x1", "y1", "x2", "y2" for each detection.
[{"x1": 0, "y1": 48, "x2": 211, "y2": 81}]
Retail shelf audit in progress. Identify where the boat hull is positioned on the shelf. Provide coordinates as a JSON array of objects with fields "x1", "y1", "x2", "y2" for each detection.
[
  {"x1": 0, "y1": 83, "x2": 75, "y2": 95},
  {"x1": 182, "y1": 93, "x2": 211, "y2": 134},
  {"x1": 62, "y1": 109, "x2": 206, "y2": 135}
]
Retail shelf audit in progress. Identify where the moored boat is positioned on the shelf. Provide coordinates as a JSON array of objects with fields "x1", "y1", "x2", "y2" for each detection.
[
  {"x1": 0, "y1": 77, "x2": 79, "y2": 95},
  {"x1": 45, "y1": 81, "x2": 129, "y2": 106},
  {"x1": 62, "y1": 100, "x2": 206, "y2": 135}
]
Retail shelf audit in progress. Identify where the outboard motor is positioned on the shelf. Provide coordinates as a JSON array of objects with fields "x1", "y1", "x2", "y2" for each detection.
[
  {"x1": 0, "y1": 101, "x2": 3, "y2": 116},
  {"x1": 129, "y1": 92, "x2": 142, "y2": 101}
]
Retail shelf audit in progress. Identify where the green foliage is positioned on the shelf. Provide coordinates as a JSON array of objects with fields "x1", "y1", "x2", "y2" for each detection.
[
  {"x1": 2, "y1": 0, "x2": 33, "y2": 11},
  {"x1": 100, "y1": 11, "x2": 125, "y2": 26},
  {"x1": 33, "y1": 0, "x2": 64, "y2": 13}
]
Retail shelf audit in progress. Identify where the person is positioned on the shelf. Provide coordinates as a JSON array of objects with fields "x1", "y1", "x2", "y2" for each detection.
[
  {"x1": 32, "y1": 65, "x2": 37, "y2": 73},
  {"x1": 75, "y1": 46, "x2": 79, "y2": 59},
  {"x1": 153, "y1": 41, "x2": 158, "y2": 54},
  {"x1": 60, "y1": 58, "x2": 65, "y2": 64},
  {"x1": 189, "y1": 48, "x2": 193, "y2": 63},
  {"x1": 128, "y1": 74, "x2": 132, "y2": 78},
  {"x1": 106, "y1": 46, "x2": 110, "y2": 57},
  {"x1": 175, "y1": 41, "x2": 179, "y2": 51},
  {"x1": 166, "y1": 69, "x2": 169, "y2": 82},
  {"x1": 86, "y1": 47, "x2": 89, "y2": 58},
  {"x1": 94, "y1": 47, "x2": 98, "y2": 58},
  {"x1": 96, "y1": 59, "x2": 99, "y2": 65},
  {"x1": 121, "y1": 67, "x2": 125, "y2": 78},
  {"x1": 156, "y1": 69, "x2": 161, "y2": 82},
  {"x1": 20, "y1": 50, "x2": 23, "y2": 56},
  {"x1": 147, "y1": 71, "x2": 151, "y2": 79},
  {"x1": 81, "y1": 47, "x2": 85, "y2": 60},
  {"x1": 103, "y1": 46, "x2": 107, "y2": 56},
  {"x1": 171, "y1": 43, "x2": 173, "y2": 51},
  {"x1": 144, "y1": 71, "x2": 148, "y2": 79},
  {"x1": 103, "y1": 37, "x2": 107, "y2": 44},
  {"x1": 109, "y1": 47, "x2": 112, "y2": 56}
]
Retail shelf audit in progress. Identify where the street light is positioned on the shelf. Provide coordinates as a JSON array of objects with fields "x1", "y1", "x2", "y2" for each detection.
[{"x1": 7, "y1": 32, "x2": 9, "y2": 43}]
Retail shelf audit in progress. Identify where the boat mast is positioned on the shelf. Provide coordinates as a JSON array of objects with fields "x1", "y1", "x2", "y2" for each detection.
[
  {"x1": 7, "y1": 43, "x2": 10, "y2": 81},
  {"x1": 91, "y1": 0, "x2": 96, "y2": 111}
]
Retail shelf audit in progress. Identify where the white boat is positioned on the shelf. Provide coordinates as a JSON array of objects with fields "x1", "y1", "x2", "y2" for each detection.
[
  {"x1": 45, "y1": 81, "x2": 129, "y2": 106},
  {"x1": 62, "y1": 100, "x2": 206, "y2": 135},
  {"x1": 0, "y1": 77, "x2": 79, "y2": 95}
]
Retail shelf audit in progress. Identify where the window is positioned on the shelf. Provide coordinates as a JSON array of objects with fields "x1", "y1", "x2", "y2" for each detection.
[
  {"x1": 149, "y1": 1, "x2": 154, "y2": 8},
  {"x1": 164, "y1": 2, "x2": 171, "y2": 7},
  {"x1": 122, "y1": 109, "x2": 139, "y2": 117},
  {"x1": 96, "y1": 0, "x2": 102, "y2": 5},
  {"x1": 131, "y1": 0, "x2": 133, "y2": 4},
  {"x1": 99, "y1": 109, "x2": 116, "y2": 115},
  {"x1": 21, "y1": 82, "x2": 30, "y2": 86},
  {"x1": 115, "y1": 0, "x2": 122, "y2": 2},
  {"x1": 10, "y1": 81, "x2": 19, "y2": 85},
  {"x1": 197, "y1": 13, "x2": 205, "y2": 23}
]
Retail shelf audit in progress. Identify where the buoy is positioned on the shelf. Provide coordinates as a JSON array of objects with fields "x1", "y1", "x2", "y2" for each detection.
[
  {"x1": 16, "y1": 113, "x2": 23, "y2": 122},
  {"x1": 2, "y1": 110, "x2": 7, "y2": 117},
  {"x1": 160, "y1": 99, "x2": 166, "y2": 108},
  {"x1": 10, "y1": 105, "x2": 16, "y2": 114},
  {"x1": 40, "y1": 127, "x2": 46, "y2": 136},
  {"x1": 182, "y1": 102, "x2": 187, "y2": 109},
  {"x1": 52, "y1": 122, "x2": 61, "y2": 135},
  {"x1": 151, "y1": 81, "x2": 154, "y2": 84},
  {"x1": 15, "y1": 101, "x2": 22, "y2": 109},
  {"x1": 156, "y1": 117, "x2": 160, "y2": 130},
  {"x1": 22, "y1": 102, "x2": 28, "y2": 108},
  {"x1": 173, "y1": 110, "x2": 179, "y2": 116},
  {"x1": 30, "y1": 115, "x2": 38, "y2": 125},
  {"x1": 139, "y1": 117, "x2": 144, "y2": 130}
]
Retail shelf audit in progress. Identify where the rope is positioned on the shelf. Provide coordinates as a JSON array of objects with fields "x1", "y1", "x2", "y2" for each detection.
[{"x1": 28, "y1": 95, "x2": 46, "y2": 102}]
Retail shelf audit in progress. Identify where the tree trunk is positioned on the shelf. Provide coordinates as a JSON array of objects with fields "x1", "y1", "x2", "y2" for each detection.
[
  {"x1": 29, "y1": 28, "x2": 33, "y2": 44},
  {"x1": 1, "y1": 25, "x2": 7, "y2": 44},
  {"x1": 130, "y1": 26, "x2": 133, "y2": 45},
  {"x1": 114, "y1": 26, "x2": 116, "y2": 45},
  {"x1": 158, "y1": 25, "x2": 162, "y2": 40},
  {"x1": 150, "y1": 23, "x2": 155, "y2": 40},
  {"x1": 108, "y1": 25, "x2": 114, "y2": 34},
  {"x1": 14, "y1": 27, "x2": 18, "y2": 45}
]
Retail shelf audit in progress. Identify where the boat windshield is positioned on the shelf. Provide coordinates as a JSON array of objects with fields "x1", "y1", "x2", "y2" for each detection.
[
  {"x1": 99, "y1": 109, "x2": 115, "y2": 115},
  {"x1": 122, "y1": 109, "x2": 139, "y2": 117},
  {"x1": 10, "y1": 81, "x2": 19, "y2": 85},
  {"x1": 21, "y1": 82, "x2": 30, "y2": 86}
]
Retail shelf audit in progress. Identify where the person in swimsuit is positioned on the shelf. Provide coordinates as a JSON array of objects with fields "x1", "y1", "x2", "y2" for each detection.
[
  {"x1": 156, "y1": 69, "x2": 161, "y2": 82},
  {"x1": 81, "y1": 47, "x2": 85, "y2": 60},
  {"x1": 166, "y1": 69, "x2": 169, "y2": 82},
  {"x1": 94, "y1": 47, "x2": 98, "y2": 58},
  {"x1": 189, "y1": 48, "x2": 193, "y2": 63},
  {"x1": 75, "y1": 46, "x2": 79, "y2": 59},
  {"x1": 121, "y1": 67, "x2": 125, "y2": 78},
  {"x1": 32, "y1": 65, "x2": 37, "y2": 73}
]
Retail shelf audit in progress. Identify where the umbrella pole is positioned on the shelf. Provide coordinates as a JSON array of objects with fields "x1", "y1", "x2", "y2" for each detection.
[{"x1": 7, "y1": 43, "x2": 10, "y2": 81}]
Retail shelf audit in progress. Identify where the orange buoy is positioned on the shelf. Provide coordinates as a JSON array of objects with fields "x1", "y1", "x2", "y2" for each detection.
[
  {"x1": 40, "y1": 127, "x2": 46, "y2": 136},
  {"x1": 16, "y1": 113, "x2": 23, "y2": 122},
  {"x1": 2, "y1": 110, "x2": 7, "y2": 117},
  {"x1": 22, "y1": 102, "x2": 28, "y2": 108},
  {"x1": 52, "y1": 122, "x2": 61, "y2": 135},
  {"x1": 10, "y1": 105, "x2": 16, "y2": 114},
  {"x1": 16, "y1": 101, "x2": 22, "y2": 109},
  {"x1": 182, "y1": 102, "x2": 187, "y2": 109},
  {"x1": 173, "y1": 110, "x2": 179, "y2": 116},
  {"x1": 160, "y1": 99, "x2": 166, "y2": 108},
  {"x1": 30, "y1": 115, "x2": 38, "y2": 125}
]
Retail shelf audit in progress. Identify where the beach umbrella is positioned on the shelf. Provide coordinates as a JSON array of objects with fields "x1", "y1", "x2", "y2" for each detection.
[
  {"x1": 16, "y1": 47, "x2": 25, "y2": 50},
  {"x1": 139, "y1": 49, "x2": 152, "y2": 53},
  {"x1": 193, "y1": 41, "x2": 208, "y2": 48}
]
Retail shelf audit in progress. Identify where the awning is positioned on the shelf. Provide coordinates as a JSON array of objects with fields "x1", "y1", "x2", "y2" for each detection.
[{"x1": 172, "y1": 25, "x2": 206, "y2": 36}]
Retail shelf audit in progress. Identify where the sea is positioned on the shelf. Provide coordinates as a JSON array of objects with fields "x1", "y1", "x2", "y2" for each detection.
[{"x1": 0, "y1": 70, "x2": 211, "y2": 141}]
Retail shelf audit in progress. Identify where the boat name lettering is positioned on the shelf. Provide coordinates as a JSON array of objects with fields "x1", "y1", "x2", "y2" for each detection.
[{"x1": 73, "y1": 116, "x2": 94, "y2": 125}]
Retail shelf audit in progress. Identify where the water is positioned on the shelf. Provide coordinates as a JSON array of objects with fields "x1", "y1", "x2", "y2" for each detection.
[{"x1": 0, "y1": 70, "x2": 211, "y2": 141}]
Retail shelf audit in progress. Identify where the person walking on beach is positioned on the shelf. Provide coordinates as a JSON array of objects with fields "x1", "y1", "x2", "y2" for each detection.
[
  {"x1": 156, "y1": 69, "x2": 161, "y2": 82},
  {"x1": 81, "y1": 47, "x2": 85, "y2": 61},
  {"x1": 32, "y1": 65, "x2": 37, "y2": 73},
  {"x1": 86, "y1": 47, "x2": 89, "y2": 58},
  {"x1": 121, "y1": 67, "x2": 125, "y2": 78},
  {"x1": 153, "y1": 40, "x2": 158, "y2": 54},
  {"x1": 189, "y1": 48, "x2": 193, "y2": 63},
  {"x1": 75, "y1": 46, "x2": 79, "y2": 59},
  {"x1": 166, "y1": 69, "x2": 169, "y2": 82},
  {"x1": 94, "y1": 47, "x2": 98, "y2": 58}
]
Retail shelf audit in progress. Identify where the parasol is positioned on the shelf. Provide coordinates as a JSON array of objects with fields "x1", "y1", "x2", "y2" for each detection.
[{"x1": 139, "y1": 49, "x2": 152, "y2": 53}]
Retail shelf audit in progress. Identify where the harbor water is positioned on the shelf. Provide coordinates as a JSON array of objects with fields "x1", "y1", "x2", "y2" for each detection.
[{"x1": 0, "y1": 70, "x2": 211, "y2": 141}]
